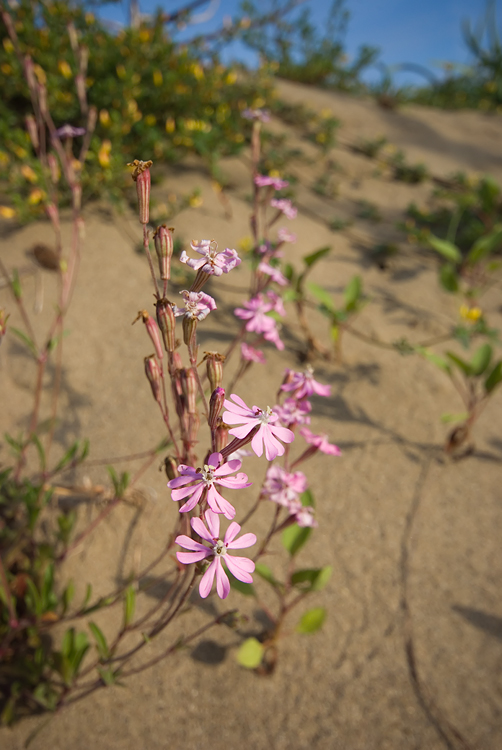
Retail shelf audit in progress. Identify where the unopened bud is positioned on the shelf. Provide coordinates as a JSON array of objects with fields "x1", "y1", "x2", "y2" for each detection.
[
  {"x1": 220, "y1": 425, "x2": 260, "y2": 460},
  {"x1": 208, "y1": 387, "x2": 225, "y2": 430},
  {"x1": 163, "y1": 456, "x2": 179, "y2": 481},
  {"x1": 134, "y1": 310, "x2": 163, "y2": 360},
  {"x1": 213, "y1": 419, "x2": 230, "y2": 453},
  {"x1": 153, "y1": 225, "x2": 174, "y2": 280},
  {"x1": 26, "y1": 115, "x2": 39, "y2": 151},
  {"x1": 204, "y1": 351, "x2": 225, "y2": 391},
  {"x1": 75, "y1": 74, "x2": 87, "y2": 113},
  {"x1": 188, "y1": 412, "x2": 200, "y2": 444},
  {"x1": 127, "y1": 159, "x2": 153, "y2": 225},
  {"x1": 144, "y1": 355, "x2": 162, "y2": 403},
  {"x1": 180, "y1": 367, "x2": 198, "y2": 414},
  {"x1": 182, "y1": 315, "x2": 197, "y2": 349},
  {"x1": 155, "y1": 297, "x2": 176, "y2": 352}
]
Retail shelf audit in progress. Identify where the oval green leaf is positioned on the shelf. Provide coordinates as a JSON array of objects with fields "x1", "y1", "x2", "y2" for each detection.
[
  {"x1": 237, "y1": 638, "x2": 264, "y2": 669},
  {"x1": 296, "y1": 607, "x2": 327, "y2": 634}
]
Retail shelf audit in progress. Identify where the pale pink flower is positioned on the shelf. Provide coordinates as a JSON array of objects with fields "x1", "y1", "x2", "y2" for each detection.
[
  {"x1": 274, "y1": 397, "x2": 311, "y2": 427},
  {"x1": 258, "y1": 261, "x2": 288, "y2": 286},
  {"x1": 174, "y1": 290, "x2": 216, "y2": 321},
  {"x1": 266, "y1": 290, "x2": 286, "y2": 317},
  {"x1": 168, "y1": 451, "x2": 251, "y2": 519},
  {"x1": 241, "y1": 342, "x2": 266, "y2": 364},
  {"x1": 281, "y1": 365, "x2": 331, "y2": 399},
  {"x1": 270, "y1": 198, "x2": 297, "y2": 219},
  {"x1": 257, "y1": 241, "x2": 272, "y2": 255},
  {"x1": 223, "y1": 394, "x2": 294, "y2": 460},
  {"x1": 242, "y1": 108, "x2": 271, "y2": 122},
  {"x1": 180, "y1": 239, "x2": 241, "y2": 276},
  {"x1": 234, "y1": 294, "x2": 284, "y2": 350},
  {"x1": 277, "y1": 227, "x2": 297, "y2": 244},
  {"x1": 299, "y1": 427, "x2": 341, "y2": 456},
  {"x1": 254, "y1": 174, "x2": 289, "y2": 190},
  {"x1": 288, "y1": 499, "x2": 317, "y2": 528},
  {"x1": 262, "y1": 465, "x2": 307, "y2": 507},
  {"x1": 175, "y1": 510, "x2": 256, "y2": 599}
]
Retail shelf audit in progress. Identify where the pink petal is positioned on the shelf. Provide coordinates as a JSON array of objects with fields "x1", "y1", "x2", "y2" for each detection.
[
  {"x1": 207, "y1": 486, "x2": 236, "y2": 520},
  {"x1": 270, "y1": 424, "x2": 295, "y2": 443},
  {"x1": 208, "y1": 452, "x2": 222, "y2": 468},
  {"x1": 226, "y1": 532, "x2": 257, "y2": 550},
  {"x1": 215, "y1": 559, "x2": 230, "y2": 599},
  {"x1": 228, "y1": 423, "x2": 255, "y2": 439},
  {"x1": 216, "y1": 474, "x2": 251, "y2": 490},
  {"x1": 177, "y1": 550, "x2": 210, "y2": 565},
  {"x1": 199, "y1": 560, "x2": 217, "y2": 598},
  {"x1": 263, "y1": 430, "x2": 284, "y2": 461},
  {"x1": 224, "y1": 521, "x2": 242, "y2": 545},
  {"x1": 224, "y1": 555, "x2": 255, "y2": 583},
  {"x1": 168, "y1": 473, "x2": 200, "y2": 489},
  {"x1": 174, "y1": 534, "x2": 208, "y2": 553},
  {"x1": 228, "y1": 393, "x2": 251, "y2": 412},
  {"x1": 171, "y1": 483, "x2": 203, "y2": 502},
  {"x1": 204, "y1": 509, "x2": 220, "y2": 538},
  {"x1": 250, "y1": 426, "x2": 265, "y2": 457},
  {"x1": 179, "y1": 494, "x2": 202, "y2": 514},
  {"x1": 214, "y1": 458, "x2": 242, "y2": 476},
  {"x1": 191, "y1": 516, "x2": 214, "y2": 543}
]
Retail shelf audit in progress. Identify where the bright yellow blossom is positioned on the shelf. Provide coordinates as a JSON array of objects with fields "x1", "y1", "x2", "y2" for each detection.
[
  {"x1": 98, "y1": 140, "x2": 112, "y2": 168},
  {"x1": 58, "y1": 60, "x2": 72, "y2": 79},
  {"x1": 460, "y1": 304, "x2": 482, "y2": 323},
  {"x1": 21, "y1": 165, "x2": 38, "y2": 183},
  {"x1": 28, "y1": 189, "x2": 45, "y2": 205},
  {"x1": 0, "y1": 206, "x2": 16, "y2": 219}
]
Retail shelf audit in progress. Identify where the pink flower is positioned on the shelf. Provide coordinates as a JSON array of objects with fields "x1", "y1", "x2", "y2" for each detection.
[
  {"x1": 274, "y1": 398, "x2": 311, "y2": 427},
  {"x1": 258, "y1": 261, "x2": 288, "y2": 286},
  {"x1": 180, "y1": 239, "x2": 241, "y2": 276},
  {"x1": 174, "y1": 290, "x2": 216, "y2": 321},
  {"x1": 234, "y1": 294, "x2": 284, "y2": 350},
  {"x1": 281, "y1": 365, "x2": 331, "y2": 399},
  {"x1": 266, "y1": 290, "x2": 286, "y2": 317},
  {"x1": 175, "y1": 510, "x2": 256, "y2": 599},
  {"x1": 222, "y1": 394, "x2": 294, "y2": 460},
  {"x1": 277, "y1": 228, "x2": 297, "y2": 244},
  {"x1": 299, "y1": 427, "x2": 341, "y2": 456},
  {"x1": 288, "y1": 500, "x2": 317, "y2": 528},
  {"x1": 167, "y1": 452, "x2": 251, "y2": 519},
  {"x1": 254, "y1": 174, "x2": 289, "y2": 190},
  {"x1": 241, "y1": 342, "x2": 266, "y2": 364},
  {"x1": 270, "y1": 198, "x2": 297, "y2": 219},
  {"x1": 242, "y1": 108, "x2": 271, "y2": 122},
  {"x1": 262, "y1": 465, "x2": 307, "y2": 507}
]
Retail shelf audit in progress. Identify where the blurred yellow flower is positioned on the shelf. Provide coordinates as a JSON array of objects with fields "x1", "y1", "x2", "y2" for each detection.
[
  {"x1": 3, "y1": 39, "x2": 14, "y2": 53},
  {"x1": 1, "y1": 63, "x2": 13, "y2": 76},
  {"x1": 189, "y1": 195, "x2": 203, "y2": 208},
  {"x1": 100, "y1": 109, "x2": 111, "y2": 126},
  {"x1": 144, "y1": 114, "x2": 156, "y2": 126},
  {"x1": 28, "y1": 189, "x2": 45, "y2": 205},
  {"x1": 13, "y1": 145, "x2": 27, "y2": 159},
  {"x1": 460, "y1": 304, "x2": 482, "y2": 323},
  {"x1": 233, "y1": 133, "x2": 244, "y2": 143},
  {"x1": 238, "y1": 235, "x2": 253, "y2": 253},
  {"x1": 253, "y1": 97, "x2": 265, "y2": 108},
  {"x1": 139, "y1": 29, "x2": 150, "y2": 43},
  {"x1": 72, "y1": 159, "x2": 82, "y2": 172},
  {"x1": 85, "y1": 12, "x2": 94, "y2": 24},
  {"x1": 153, "y1": 69, "x2": 163, "y2": 87},
  {"x1": 0, "y1": 151, "x2": 9, "y2": 165},
  {"x1": 21, "y1": 165, "x2": 38, "y2": 183},
  {"x1": 131, "y1": 73, "x2": 140, "y2": 85},
  {"x1": 0, "y1": 206, "x2": 16, "y2": 219},
  {"x1": 165, "y1": 117, "x2": 175, "y2": 133},
  {"x1": 225, "y1": 71, "x2": 237, "y2": 84},
  {"x1": 33, "y1": 64, "x2": 46, "y2": 85},
  {"x1": 240, "y1": 16, "x2": 251, "y2": 28},
  {"x1": 191, "y1": 63, "x2": 204, "y2": 80},
  {"x1": 58, "y1": 60, "x2": 72, "y2": 79},
  {"x1": 98, "y1": 140, "x2": 112, "y2": 168},
  {"x1": 116, "y1": 64, "x2": 126, "y2": 79}
]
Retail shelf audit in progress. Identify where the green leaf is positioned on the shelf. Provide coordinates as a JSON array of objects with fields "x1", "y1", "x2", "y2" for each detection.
[
  {"x1": 123, "y1": 585, "x2": 136, "y2": 628},
  {"x1": 485, "y1": 361, "x2": 502, "y2": 394},
  {"x1": 291, "y1": 565, "x2": 332, "y2": 592},
  {"x1": 228, "y1": 573, "x2": 256, "y2": 597},
  {"x1": 282, "y1": 288, "x2": 300, "y2": 303},
  {"x1": 296, "y1": 607, "x2": 327, "y2": 634},
  {"x1": 306, "y1": 281, "x2": 335, "y2": 312},
  {"x1": 62, "y1": 580, "x2": 75, "y2": 615},
  {"x1": 281, "y1": 525, "x2": 312, "y2": 557},
  {"x1": 11, "y1": 268, "x2": 22, "y2": 300},
  {"x1": 300, "y1": 489, "x2": 315, "y2": 508},
  {"x1": 470, "y1": 343, "x2": 492, "y2": 376},
  {"x1": 10, "y1": 327, "x2": 38, "y2": 358},
  {"x1": 97, "y1": 666, "x2": 117, "y2": 686},
  {"x1": 446, "y1": 351, "x2": 472, "y2": 377},
  {"x1": 303, "y1": 246, "x2": 331, "y2": 268},
  {"x1": 108, "y1": 466, "x2": 130, "y2": 498},
  {"x1": 236, "y1": 638, "x2": 264, "y2": 669},
  {"x1": 439, "y1": 263, "x2": 459, "y2": 293},
  {"x1": 343, "y1": 275, "x2": 362, "y2": 309},
  {"x1": 428, "y1": 235, "x2": 462, "y2": 263},
  {"x1": 440, "y1": 412, "x2": 469, "y2": 423},
  {"x1": 468, "y1": 226, "x2": 502, "y2": 265},
  {"x1": 254, "y1": 563, "x2": 280, "y2": 589},
  {"x1": 89, "y1": 622, "x2": 110, "y2": 661}
]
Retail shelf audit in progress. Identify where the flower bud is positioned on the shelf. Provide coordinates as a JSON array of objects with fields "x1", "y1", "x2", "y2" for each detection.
[
  {"x1": 163, "y1": 456, "x2": 179, "y2": 481},
  {"x1": 213, "y1": 419, "x2": 230, "y2": 453},
  {"x1": 220, "y1": 425, "x2": 260, "y2": 460},
  {"x1": 208, "y1": 387, "x2": 225, "y2": 430},
  {"x1": 182, "y1": 314, "x2": 197, "y2": 349},
  {"x1": 188, "y1": 412, "x2": 200, "y2": 445},
  {"x1": 127, "y1": 159, "x2": 153, "y2": 225},
  {"x1": 134, "y1": 310, "x2": 163, "y2": 360},
  {"x1": 153, "y1": 225, "x2": 174, "y2": 280},
  {"x1": 204, "y1": 351, "x2": 225, "y2": 391},
  {"x1": 180, "y1": 367, "x2": 198, "y2": 414},
  {"x1": 155, "y1": 297, "x2": 176, "y2": 352},
  {"x1": 144, "y1": 355, "x2": 162, "y2": 403}
]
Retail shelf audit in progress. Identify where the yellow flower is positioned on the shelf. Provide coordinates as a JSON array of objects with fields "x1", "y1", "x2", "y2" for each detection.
[
  {"x1": 144, "y1": 114, "x2": 156, "y2": 126},
  {"x1": 459, "y1": 304, "x2": 482, "y2": 323},
  {"x1": 13, "y1": 145, "x2": 27, "y2": 159},
  {"x1": 165, "y1": 117, "x2": 175, "y2": 133},
  {"x1": 0, "y1": 151, "x2": 9, "y2": 166},
  {"x1": 21, "y1": 165, "x2": 38, "y2": 183},
  {"x1": 58, "y1": 60, "x2": 72, "y2": 79},
  {"x1": 1, "y1": 63, "x2": 13, "y2": 76},
  {"x1": 116, "y1": 64, "x2": 126, "y2": 79},
  {"x1": 72, "y1": 159, "x2": 82, "y2": 172},
  {"x1": 225, "y1": 71, "x2": 237, "y2": 85},
  {"x1": 139, "y1": 29, "x2": 150, "y2": 43},
  {"x1": 33, "y1": 64, "x2": 46, "y2": 85},
  {"x1": 100, "y1": 109, "x2": 111, "y2": 126},
  {"x1": 189, "y1": 194, "x2": 203, "y2": 208},
  {"x1": 238, "y1": 235, "x2": 253, "y2": 254},
  {"x1": 3, "y1": 39, "x2": 14, "y2": 53},
  {"x1": 28, "y1": 189, "x2": 45, "y2": 205},
  {"x1": 98, "y1": 140, "x2": 112, "y2": 168},
  {"x1": 0, "y1": 206, "x2": 16, "y2": 219},
  {"x1": 153, "y1": 69, "x2": 163, "y2": 87},
  {"x1": 191, "y1": 63, "x2": 204, "y2": 80}
]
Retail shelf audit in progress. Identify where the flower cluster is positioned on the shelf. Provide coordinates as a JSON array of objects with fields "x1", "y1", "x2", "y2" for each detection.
[
  {"x1": 262, "y1": 465, "x2": 316, "y2": 528},
  {"x1": 234, "y1": 291, "x2": 285, "y2": 351}
]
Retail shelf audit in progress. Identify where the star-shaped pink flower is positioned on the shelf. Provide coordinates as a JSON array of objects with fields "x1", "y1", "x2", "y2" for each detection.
[
  {"x1": 174, "y1": 290, "x2": 216, "y2": 321},
  {"x1": 222, "y1": 394, "x2": 294, "y2": 461},
  {"x1": 299, "y1": 427, "x2": 341, "y2": 456},
  {"x1": 180, "y1": 239, "x2": 241, "y2": 276},
  {"x1": 281, "y1": 365, "x2": 331, "y2": 399}
]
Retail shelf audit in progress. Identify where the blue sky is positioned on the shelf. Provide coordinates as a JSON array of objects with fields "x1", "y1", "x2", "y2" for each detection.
[{"x1": 96, "y1": 0, "x2": 498, "y2": 84}]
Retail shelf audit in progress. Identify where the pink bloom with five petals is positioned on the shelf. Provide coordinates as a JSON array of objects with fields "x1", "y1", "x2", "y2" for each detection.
[
  {"x1": 180, "y1": 239, "x2": 241, "y2": 276},
  {"x1": 241, "y1": 342, "x2": 266, "y2": 364},
  {"x1": 270, "y1": 198, "x2": 297, "y2": 219},
  {"x1": 174, "y1": 290, "x2": 216, "y2": 321},
  {"x1": 254, "y1": 174, "x2": 289, "y2": 190},
  {"x1": 167, "y1": 452, "x2": 251, "y2": 519},
  {"x1": 175, "y1": 510, "x2": 256, "y2": 599},
  {"x1": 222, "y1": 394, "x2": 294, "y2": 460},
  {"x1": 281, "y1": 365, "x2": 331, "y2": 399},
  {"x1": 258, "y1": 261, "x2": 288, "y2": 286},
  {"x1": 299, "y1": 427, "x2": 341, "y2": 456}
]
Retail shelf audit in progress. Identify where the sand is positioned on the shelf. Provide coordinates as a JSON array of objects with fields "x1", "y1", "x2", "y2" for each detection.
[{"x1": 1, "y1": 80, "x2": 502, "y2": 750}]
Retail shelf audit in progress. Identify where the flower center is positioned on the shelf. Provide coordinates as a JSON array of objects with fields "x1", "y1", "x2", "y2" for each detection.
[
  {"x1": 255, "y1": 405, "x2": 273, "y2": 424},
  {"x1": 201, "y1": 464, "x2": 215, "y2": 484},
  {"x1": 212, "y1": 539, "x2": 226, "y2": 556}
]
